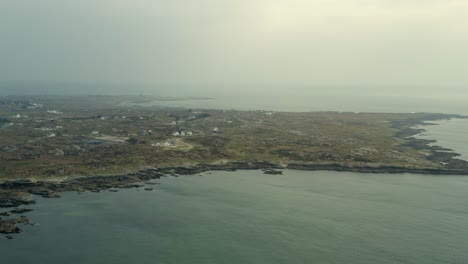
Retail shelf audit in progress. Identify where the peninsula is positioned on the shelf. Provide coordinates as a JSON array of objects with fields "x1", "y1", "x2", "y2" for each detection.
[{"x1": 1, "y1": 95, "x2": 467, "y2": 235}]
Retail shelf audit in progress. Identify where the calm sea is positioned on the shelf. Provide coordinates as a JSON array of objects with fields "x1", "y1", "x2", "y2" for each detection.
[
  {"x1": 142, "y1": 95, "x2": 468, "y2": 115},
  {"x1": 2, "y1": 169, "x2": 468, "y2": 264}
]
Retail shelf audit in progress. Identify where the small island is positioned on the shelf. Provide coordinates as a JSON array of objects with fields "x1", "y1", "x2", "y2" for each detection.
[{"x1": 1, "y1": 95, "x2": 467, "y2": 235}]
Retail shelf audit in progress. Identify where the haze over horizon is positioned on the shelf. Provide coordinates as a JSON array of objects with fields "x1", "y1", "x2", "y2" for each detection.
[{"x1": 1, "y1": 0, "x2": 468, "y2": 99}]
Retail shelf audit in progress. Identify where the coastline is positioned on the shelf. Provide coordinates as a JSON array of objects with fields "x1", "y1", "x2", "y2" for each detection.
[
  {"x1": 2, "y1": 159, "x2": 468, "y2": 236},
  {"x1": 2, "y1": 114, "x2": 468, "y2": 236}
]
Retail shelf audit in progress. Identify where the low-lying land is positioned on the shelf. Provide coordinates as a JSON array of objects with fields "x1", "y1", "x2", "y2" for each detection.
[{"x1": 1, "y1": 95, "x2": 467, "y2": 236}]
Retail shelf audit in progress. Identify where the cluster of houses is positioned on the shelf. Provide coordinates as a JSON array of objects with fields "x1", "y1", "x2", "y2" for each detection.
[
  {"x1": 47, "y1": 110, "x2": 63, "y2": 115},
  {"x1": 35, "y1": 126, "x2": 63, "y2": 132},
  {"x1": 14, "y1": 114, "x2": 29, "y2": 118},
  {"x1": 151, "y1": 141, "x2": 176, "y2": 148},
  {"x1": 96, "y1": 115, "x2": 129, "y2": 120},
  {"x1": 172, "y1": 131, "x2": 193, "y2": 136},
  {"x1": 27, "y1": 103, "x2": 44, "y2": 109}
]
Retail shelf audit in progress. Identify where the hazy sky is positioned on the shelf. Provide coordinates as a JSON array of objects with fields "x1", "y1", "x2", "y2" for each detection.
[{"x1": 1, "y1": 0, "x2": 467, "y2": 96}]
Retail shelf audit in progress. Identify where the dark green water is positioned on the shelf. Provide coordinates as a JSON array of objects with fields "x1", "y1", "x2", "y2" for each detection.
[{"x1": 2, "y1": 170, "x2": 468, "y2": 264}]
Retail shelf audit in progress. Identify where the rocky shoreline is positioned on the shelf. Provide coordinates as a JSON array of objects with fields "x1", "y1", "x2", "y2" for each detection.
[
  {"x1": 390, "y1": 114, "x2": 468, "y2": 173},
  {"x1": 2, "y1": 159, "x2": 468, "y2": 237},
  {"x1": 2, "y1": 116, "x2": 468, "y2": 238}
]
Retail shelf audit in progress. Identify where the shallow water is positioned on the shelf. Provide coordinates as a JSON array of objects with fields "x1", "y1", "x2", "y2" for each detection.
[
  {"x1": 2, "y1": 170, "x2": 468, "y2": 264},
  {"x1": 415, "y1": 118, "x2": 468, "y2": 161}
]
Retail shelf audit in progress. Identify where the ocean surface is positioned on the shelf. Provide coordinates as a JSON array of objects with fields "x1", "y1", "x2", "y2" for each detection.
[
  {"x1": 2, "y1": 169, "x2": 468, "y2": 264},
  {"x1": 2, "y1": 82, "x2": 467, "y2": 114},
  {"x1": 1, "y1": 97, "x2": 468, "y2": 263},
  {"x1": 142, "y1": 95, "x2": 468, "y2": 115}
]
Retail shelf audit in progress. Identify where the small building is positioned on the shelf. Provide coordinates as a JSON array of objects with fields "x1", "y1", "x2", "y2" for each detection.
[
  {"x1": 151, "y1": 142, "x2": 162, "y2": 147},
  {"x1": 27, "y1": 103, "x2": 43, "y2": 109},
  {"x1": 172, "y1": 131, "x2": 180, "y2": 136},
  {"x1": 47, "y1": 110, "x2": 63, "y2": 115},
  {"x1": 186, "y1": 131, "x2": 193, "y2": 136},
  {"x1": 48, "y1": 133, "x2": 56, "y2": 138},
  {"x1": 180, "y1": 131, "x2": 186, "y2": 136},
  {"x1": 54, "y1": 149, "x2": 65, "y2": 157},
  {"x1": 163, "y1": 141, "x2": 175, "y2": 147},
  {"x1": 213, "y1": 127, "x2": 219, "y2": 132}
]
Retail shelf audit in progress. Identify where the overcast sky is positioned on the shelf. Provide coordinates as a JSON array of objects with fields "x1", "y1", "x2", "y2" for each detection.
[{"x1": 1, "y1": 0, "x2": 467, "y2": 96}]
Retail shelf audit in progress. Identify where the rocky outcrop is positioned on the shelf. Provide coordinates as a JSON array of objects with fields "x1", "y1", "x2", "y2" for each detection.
[
  {"x1": 0, "y1": 191, "x2": 35, "y2": 208},
  {"x1": 286, "y1": 163, "x2": 468, "y2": 175},
  {"x1": 0, "y1": 220, "x2": 21, "y2": 234},
  {"x1": 263, "y1": 169, "x2": 283, "y2": 175},
  {"x1": 0, "y1": 216, "x2": 29, "y2": 234}
]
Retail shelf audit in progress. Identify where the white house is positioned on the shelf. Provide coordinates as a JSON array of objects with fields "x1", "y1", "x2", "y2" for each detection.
[
  {"x1": 151, "y1": 142, "x2": 162, "y2": 147},
  {"x1": 47, "y1": 110, "x2": 63, "y2": 115},
  {"x1": 186, "y1": 131, "x2": 193, "y2": 136},
  {"x1": 180, "y1": 131, "x2": 186, "y2": 136},
  {"x1": 27, "y1": 103, "x2": 43, "y2": 109},
  {"x1": 213, "y1": 127, "x2": 219, "y2": 132},
  {"x1": 163, "y1": 141, "x2": 175, "y2": 147},
  {"x1": 172, "y1": 131, "x2": 180, "y2": 136}
]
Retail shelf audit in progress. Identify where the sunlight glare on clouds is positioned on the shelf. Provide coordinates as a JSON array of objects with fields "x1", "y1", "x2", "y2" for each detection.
[
  {"x1": 255, "y1": 1, "x2": 314, "y2": 33},
  {"x1": 253, "y1": 0, "x2": 468, "y2": 35}
]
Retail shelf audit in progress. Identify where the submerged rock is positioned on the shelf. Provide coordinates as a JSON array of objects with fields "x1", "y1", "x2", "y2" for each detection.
[
  {"x1": 10, "y1": 208, "x2": 33, "y2": 214},
  {"x1": 263, "y1": 169, "x2": 283, "y2": 175}
]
